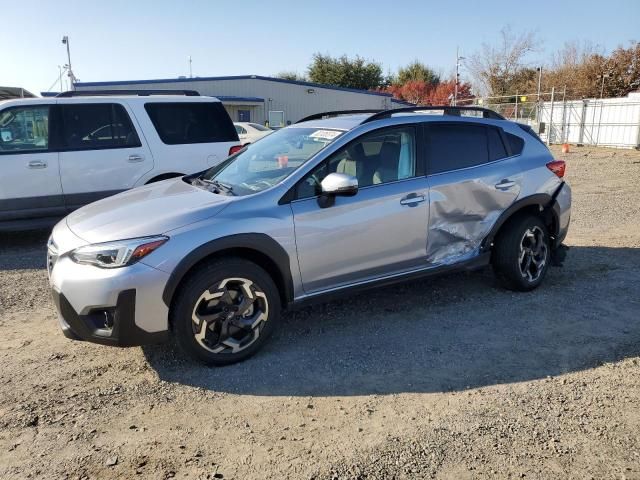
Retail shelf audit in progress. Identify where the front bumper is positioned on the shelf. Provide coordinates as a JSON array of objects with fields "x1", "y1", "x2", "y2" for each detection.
[
  {"x1": 51, "y1": 288, "x2": 168, "y2": 347},
  {"x1": 553, "y1": 181, "x2": 571, "y2": 247},
  {"x1": 48, "y1": 221, "x2": 172, "y2": 347}
]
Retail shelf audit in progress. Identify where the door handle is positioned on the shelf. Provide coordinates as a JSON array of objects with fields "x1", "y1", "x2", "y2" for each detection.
[
  {"x1": 495, "y1": 179, "x2": 516, "y2": 190},
  {"x1": 28, "y1": 160, "x2": 47, "y2": 169},
  {"x1": 128, "y1": 154, "x2": 144, "y2": 163},
  {"x1": 400, "y1": 194, "x2": 426, "y2": 206}
]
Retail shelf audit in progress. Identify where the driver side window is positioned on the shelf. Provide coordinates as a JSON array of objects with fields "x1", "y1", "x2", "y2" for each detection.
[{"x1": 295, "y1": 126, "x2": 417, "y2": 200}]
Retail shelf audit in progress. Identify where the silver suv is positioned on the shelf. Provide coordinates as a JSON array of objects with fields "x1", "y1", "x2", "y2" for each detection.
[{"x1": 48, "y1": 107, "x2": 571, "y2": 365}]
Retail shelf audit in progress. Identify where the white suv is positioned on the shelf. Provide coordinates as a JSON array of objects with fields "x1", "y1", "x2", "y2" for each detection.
[{"x1": 0, "y1": 90, "x2": 240, "y2": 230}]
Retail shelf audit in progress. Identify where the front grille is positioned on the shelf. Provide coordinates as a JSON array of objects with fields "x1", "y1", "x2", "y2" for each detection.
[{"x1": 47, "y1": 236, "x2": 59, "y2": 275}]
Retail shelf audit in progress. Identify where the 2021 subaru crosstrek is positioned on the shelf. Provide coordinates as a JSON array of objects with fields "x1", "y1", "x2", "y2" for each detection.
[{"x1": 48, "y1": 106, "x2": 571, "y2": 365}]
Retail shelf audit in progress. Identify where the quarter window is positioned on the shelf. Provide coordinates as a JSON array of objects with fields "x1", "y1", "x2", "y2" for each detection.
[
  {"x1": 0, "y1": 106, "x2": 49, "y2": 153},
  {"x1": 488, "y1": 127, "x2": 508, "y2": 161},
  {"x1": 61, "y1": 104, "x2": 141, "y2": 150},
  {"x1": 145, "y1": 102, "x2": 238, "y2": 144},
  {"x1": 296, "y1": 127, "x2": 417, "y2": 200},
  {"x1": 505, "y1": 132, "x2": 525, "y2": 155}
]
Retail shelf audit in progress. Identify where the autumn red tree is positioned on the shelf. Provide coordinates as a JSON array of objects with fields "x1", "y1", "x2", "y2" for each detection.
[
  {"x1": 424, "y1": 80, "x2": 474, "y2": 105},
  {"x1": 381, "y1": 78, "x2": 474, "y2": 105},
  {"x1": 388, "y1": 80, "x2": 435, "y2": 104}
]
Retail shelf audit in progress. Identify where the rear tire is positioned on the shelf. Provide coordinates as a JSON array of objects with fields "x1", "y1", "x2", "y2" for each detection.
[
  {"x1": 171, "y1": 258, "x2": 281, "y2": 366},
  {"x1": 492, "y1": 215, "x2": 550, "y2": 291}
]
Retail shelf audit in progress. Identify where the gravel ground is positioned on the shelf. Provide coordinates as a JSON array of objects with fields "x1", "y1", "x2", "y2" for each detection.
[{"x1": 0, "y1": 145, "x2": 639, "y2": 479}]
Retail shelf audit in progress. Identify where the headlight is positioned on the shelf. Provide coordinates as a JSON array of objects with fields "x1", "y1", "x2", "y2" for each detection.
[{"x1": 69, "y1": 236, "x2": 168, "y2": 268}]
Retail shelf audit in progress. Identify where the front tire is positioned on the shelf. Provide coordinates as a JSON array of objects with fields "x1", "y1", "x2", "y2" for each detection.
[
  {"x1": 172, "y1": 258, "x2": 281, "y2": 366},
  {"x1": 492, "y1": 215, "x2": 550, "y2": 291}
]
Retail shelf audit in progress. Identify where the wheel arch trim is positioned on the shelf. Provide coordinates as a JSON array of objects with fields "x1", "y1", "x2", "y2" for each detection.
[
  {"x1": 161, "y1": 233, "x2": 294, "y2": 308},
  {"x1": 481, "y1": 185, "x2": 563, "y2": 251}
]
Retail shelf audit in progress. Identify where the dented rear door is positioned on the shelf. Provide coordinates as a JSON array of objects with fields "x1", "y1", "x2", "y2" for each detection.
[{"x1": 424, "y1": 122, "x2": 521, "y2": 265}]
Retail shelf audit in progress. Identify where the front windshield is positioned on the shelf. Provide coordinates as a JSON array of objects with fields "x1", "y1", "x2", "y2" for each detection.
[{"x1": 200, "y1": 127, "x2": 343, "y2": 196}]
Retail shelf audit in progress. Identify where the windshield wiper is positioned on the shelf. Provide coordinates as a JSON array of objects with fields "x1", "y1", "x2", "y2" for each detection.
[{"x1": 197, "y1": 177, "x2": 235, "y2": 195}]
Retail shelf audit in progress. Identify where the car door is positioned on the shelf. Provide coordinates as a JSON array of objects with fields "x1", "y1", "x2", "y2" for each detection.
[
  {"x1": 58, "y1": 102, "x2": 154, "y2": 211},
  {"x1": 0, "y1": 103, "x2": 65, "y2": 224},
  {"x1": 424, "y1": 121, "x2": 521, "y2": 265},
  {"x1": 291, "y1": 125, "x2": 429, "y2": 294}
]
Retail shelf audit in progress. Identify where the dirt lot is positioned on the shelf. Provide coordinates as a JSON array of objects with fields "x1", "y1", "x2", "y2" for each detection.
[{"x1": 1, "y1": 145, "x2": 639, "y2": 480}]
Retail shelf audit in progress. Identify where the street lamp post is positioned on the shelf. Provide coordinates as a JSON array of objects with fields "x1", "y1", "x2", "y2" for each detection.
[
  {"x1": 454, "y1": 47, "x2": 465, "y2": 106},
  {"x1": 61, "y1": 36, "x2": 77, "y2": 90},
  {"x1": 536, "y1": 66, "x2": 542, "y2": 124}
]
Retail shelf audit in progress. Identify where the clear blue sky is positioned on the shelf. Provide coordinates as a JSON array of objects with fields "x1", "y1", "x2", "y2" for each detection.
[{"x1": 3, "y1": 0, "x2": 639, "y2": 95}]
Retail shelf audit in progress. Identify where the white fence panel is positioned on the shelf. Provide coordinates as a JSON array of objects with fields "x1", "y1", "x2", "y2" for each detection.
[{"x1": 538, "y1": 93, "x2": 640, "y2": 149}]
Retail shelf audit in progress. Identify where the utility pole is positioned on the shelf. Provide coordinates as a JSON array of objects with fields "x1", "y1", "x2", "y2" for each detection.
[
  {"x1": 536, "y1": 67, "x2": 542, "y2": 101},
  {"x1": 454, "y1": 47, "x2": 465, "y2": 106},
  {"x1": 188, "y1": 56, "x2": 193, "y2": 78},
  {"x1": 536, "y1": 66, "x2": 542, "y2": 122},
  {"x1": 61, "y1": 36, "x2": 77, "y2": 90}
]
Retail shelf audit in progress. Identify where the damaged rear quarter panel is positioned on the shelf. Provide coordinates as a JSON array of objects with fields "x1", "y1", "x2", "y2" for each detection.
[{"x1": 426, "y1": 158, "x2": 525, "y2": 265}]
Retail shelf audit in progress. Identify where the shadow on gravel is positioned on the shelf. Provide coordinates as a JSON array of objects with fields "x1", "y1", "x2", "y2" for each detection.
[{"x1": 144, "y1": 245, "x2": 640, "y2": 396}]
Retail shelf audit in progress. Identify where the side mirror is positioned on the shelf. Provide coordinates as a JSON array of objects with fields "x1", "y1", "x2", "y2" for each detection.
[
  {"x1": 318, "y1": 173, "x2": 358, "y2": 208},
  {"x1": 321, "y1": 173, "x2": 358, "y2": 196}
]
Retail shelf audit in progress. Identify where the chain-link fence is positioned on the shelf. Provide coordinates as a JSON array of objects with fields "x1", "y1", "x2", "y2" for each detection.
[{"x1": 459, "y1": 91, "x2": 640, "y2": 149}]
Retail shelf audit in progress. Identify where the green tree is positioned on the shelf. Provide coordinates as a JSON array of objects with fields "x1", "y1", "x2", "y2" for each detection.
[
  {"x1": 307, "y1": 53, "x2": 384, "y2": 90},
  {"x1": 396, "y1": 61, "x2": 440, "y2": 86},
  {"x1": 275, "y1": 71, "x2": 307, "y2": 82}
]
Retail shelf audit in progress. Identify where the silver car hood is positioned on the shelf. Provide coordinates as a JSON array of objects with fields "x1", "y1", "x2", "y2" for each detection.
[{"x1": 65, "y1": 179, "x2": 232, "y2": 243}]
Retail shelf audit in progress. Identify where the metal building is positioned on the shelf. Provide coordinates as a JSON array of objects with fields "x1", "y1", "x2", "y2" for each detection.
[{"x1": 73, "y1": 75, "x2": 410, "y2": 127}]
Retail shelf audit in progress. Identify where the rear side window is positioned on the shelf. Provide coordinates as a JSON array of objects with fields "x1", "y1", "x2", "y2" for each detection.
[
  {"x1": 427, "y1": 124, "x2": 488, "y2": 174},
  {"x1": 145, "y1": 102, "x2": 238, "y2": 145},
  {"x1": 0, "y1": 105, "x2": 49, "y2": 153},
  {"x1": 61, "y1": 103, "x2": 141, "y2": 150},
  {"x1": 505, "y1": 132, "x2": 525, "y2": 155}
]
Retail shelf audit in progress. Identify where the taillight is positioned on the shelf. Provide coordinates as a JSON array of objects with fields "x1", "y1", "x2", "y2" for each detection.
[
  {"x1": 229, "y1": 145, "x2": 243, "y2": 156},
  {"x1": 546, "y1": 160, "x2": 566, "y2": 178}
]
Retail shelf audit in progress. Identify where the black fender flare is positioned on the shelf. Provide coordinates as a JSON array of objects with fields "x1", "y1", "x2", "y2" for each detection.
[
  {"x1": 481, "y1": 184, "x2": 564, "y2": 251},
  {"x1": 161, "y1": 233, "x2": 294, "y2": 307}
]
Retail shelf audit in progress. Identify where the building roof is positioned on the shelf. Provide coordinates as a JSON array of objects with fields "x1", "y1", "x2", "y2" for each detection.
[
  {"x1": 0, "y1": 87, "x2": 36, "y2": 100},
  {"x1": 215, "y1": 95, "x2": 264, "y2": 103},
  {"x1": 74, "y1": 74, "x2": 396, "y2": 98},
  {"x1": 39, "y1": 92, "x2": 265, "y2": 104}
]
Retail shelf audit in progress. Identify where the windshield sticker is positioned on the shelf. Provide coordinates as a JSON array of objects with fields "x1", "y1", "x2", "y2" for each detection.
[{"x1": 309, "y1": 130, "x2": 342, "y2": 140}]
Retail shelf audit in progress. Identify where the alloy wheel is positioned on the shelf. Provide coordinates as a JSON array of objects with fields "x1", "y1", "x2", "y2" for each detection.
[
  {"x1": 191, "y1": 277, "x2": 268, "y2": 354},
  {"x1": 518, "y1": 226, "x2": 548, "y2": 283}
]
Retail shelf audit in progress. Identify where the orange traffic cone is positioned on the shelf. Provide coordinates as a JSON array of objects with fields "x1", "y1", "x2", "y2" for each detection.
[{"x1": 561, "y1": 143, "x2": 570, "y2": 154}]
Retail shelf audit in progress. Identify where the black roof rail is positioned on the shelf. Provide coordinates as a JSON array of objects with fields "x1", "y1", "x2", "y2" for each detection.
[
  {"x1": 361, "y1": 105, "x2": 505, "y2": 124},
  {"x1": 296, "y1": 109, "x2": 383, "y2": 124},
  {"x1": 56, "y1": 89, "x2": 200, "y2": 98}
]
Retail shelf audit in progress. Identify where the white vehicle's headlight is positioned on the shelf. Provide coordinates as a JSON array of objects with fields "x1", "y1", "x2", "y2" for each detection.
[{"x1": 69, "y1": 236, "x2": 168, "y2": 268}]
